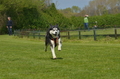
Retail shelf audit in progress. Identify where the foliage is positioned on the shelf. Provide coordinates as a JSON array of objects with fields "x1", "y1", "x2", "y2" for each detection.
[
  {"x1": 0, "y1": 0, "x2": 72, "y2": 34},
  {"x1": 68, "y1": 13, "x2": 120, "y2": 29},
  {"x1": 0, "y1": 0, "x2": 120, "y2": 34},
  {"x1": 79, "y1": 0, "x2": 120, "y2": 16}
]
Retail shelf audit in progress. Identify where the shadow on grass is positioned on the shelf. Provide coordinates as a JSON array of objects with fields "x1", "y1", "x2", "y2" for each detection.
[
  {"x1": 51, "y1": 57, "x2": 63, "y2": 60},
  {"x1": 36, "y1": 57, "x2": 63, "y2": 60}
]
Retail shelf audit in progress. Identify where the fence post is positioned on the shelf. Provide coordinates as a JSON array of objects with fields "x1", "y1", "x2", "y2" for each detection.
[
  {"x1": 14, "y1": 30, "x2": 16, "y2": 36},
  {"x1": 18, "y1": 29, "x2": 21, "y2": 38},
  {"x1": 93, "y1": 28, "x2": 97, "y2": 41},
  {"x1": 68, "y1": 31, "x2": 70, "y2": 39},
  {"x1": 27, "y1": 31, "x2": 29, "y2": 38},
  {"x1": 78, "y1": 30, "x2": 81, "y2": 39},
  {"x1": 114, "y1": 26, "x2": 117, "y2": 39},
  {"x1": 38, "y1": 31, "x2": 40, "y2": 39},
  {"x1": 33, "y1": 31, "x2": 35, "y2": 39}
]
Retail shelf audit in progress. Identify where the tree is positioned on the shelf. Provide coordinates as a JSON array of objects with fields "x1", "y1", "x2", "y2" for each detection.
[
  {"x1": 71, "y1": 6, "x2": 81, "y2": 13},
  {"x1": 79, "y1": 0, "x2": 120, "y2": 16},
  {"x1": 44, "y1": 0, "x2": 52, "y2": 6}
]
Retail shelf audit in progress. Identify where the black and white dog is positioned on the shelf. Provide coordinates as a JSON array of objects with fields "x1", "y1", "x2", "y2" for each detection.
[{"x1": 45, "y1": 25, "x2": 62, "y2": 59}]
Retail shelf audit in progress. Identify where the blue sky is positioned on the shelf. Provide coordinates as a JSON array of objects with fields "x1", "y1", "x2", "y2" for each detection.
[{"x1": 52, "y1": 0, "x2": 92, "y2": 9}]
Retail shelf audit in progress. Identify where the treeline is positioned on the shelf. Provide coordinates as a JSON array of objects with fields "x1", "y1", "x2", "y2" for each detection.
[
  {"x1": 0, "y1": 0, "x2": 69, "y2": 34},
  {"x1": 71, "y1": 13, "x2": 120, "y2": 30},
  {"x1": 57, "y1": 0, "x2": 120, "y2": 28},
  {"x1": 59, "y1": 0, "x2": 120, "y2": 16},
  {"x1": 80, "y1": 0, "x2": 120, "y2": 16},
  {"x1": 0, "y1": 0, "x2": 120, "y2": 34}
]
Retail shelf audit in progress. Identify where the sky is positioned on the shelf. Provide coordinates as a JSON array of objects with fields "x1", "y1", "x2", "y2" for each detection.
[{"x1": 52, "y1": 0, "x2": 92, "y2": 9}]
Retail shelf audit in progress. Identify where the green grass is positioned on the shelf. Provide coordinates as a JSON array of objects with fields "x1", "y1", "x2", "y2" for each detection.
[{"x1": 0, "y1": 35, "x2": 120, "y2": 79}]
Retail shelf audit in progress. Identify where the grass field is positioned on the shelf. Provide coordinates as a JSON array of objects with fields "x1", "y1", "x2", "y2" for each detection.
[{"x1": 0, "y1": 35, "x2": 120, "y2": 79}]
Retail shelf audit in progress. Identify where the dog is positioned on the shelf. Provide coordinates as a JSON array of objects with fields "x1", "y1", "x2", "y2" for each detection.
[{"x1": 45, "y1": 25, "x2": 62, "y2": 59}]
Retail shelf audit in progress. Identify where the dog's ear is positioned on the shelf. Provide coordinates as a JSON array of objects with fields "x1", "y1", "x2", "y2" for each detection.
[
  {"x1": 55, "y1": 24, "x2": 59, "y2": 27},
  {"x1": 50, "y1": 25, "x2": 54, "y2": 29}
]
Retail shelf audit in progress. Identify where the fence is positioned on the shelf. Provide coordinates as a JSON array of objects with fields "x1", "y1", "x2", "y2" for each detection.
[{"x1": 14, "y1": 28, "x2": 120, "y2": 41}]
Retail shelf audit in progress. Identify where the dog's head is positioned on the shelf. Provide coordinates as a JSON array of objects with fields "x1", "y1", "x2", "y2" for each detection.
[{"x1": 49, "y1": 25, "x2": 60, "y2": 38}]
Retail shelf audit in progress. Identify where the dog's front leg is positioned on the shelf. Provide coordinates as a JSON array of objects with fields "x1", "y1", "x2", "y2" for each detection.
[
  {"x1": 50, "y1": 40, "x2": 56, "y2": 59},
  {"x1": 58, "y1": 38, "x2": 62, "y2": 51}
]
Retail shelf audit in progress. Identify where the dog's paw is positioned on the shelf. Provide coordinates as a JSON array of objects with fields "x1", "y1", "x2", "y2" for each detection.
[
  {"x1": 58, "y1": 46, "x2": 61, "y2": 51},
  {"x1": 58, "y1": 48, "x2": 61, "y2": 51},
  {"x1": 58, "y1": 49, "x2": 61, "y2": 51},
  {"x1": 53, "y1": 57, "x2": 57, "y2": 60}
]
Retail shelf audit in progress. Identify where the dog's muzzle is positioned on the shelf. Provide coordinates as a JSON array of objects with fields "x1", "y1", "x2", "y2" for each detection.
[{"x1": 54, "y1": 32, "x2": 58, "y2": 36}]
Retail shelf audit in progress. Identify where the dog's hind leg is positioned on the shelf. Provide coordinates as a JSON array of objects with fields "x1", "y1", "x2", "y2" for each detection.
[
  {"x1": 50, "y1": 40, "x2": 56, "y2": 59},
  {"x1": 45, "y1": 36, "x2": 48, "y2": 52},
  {"x1": 58, "y1": 38, "x2": 62, "y2": 51},
  {"x1": 45, "y1": 44, "x2": 47, "y2": 52}
]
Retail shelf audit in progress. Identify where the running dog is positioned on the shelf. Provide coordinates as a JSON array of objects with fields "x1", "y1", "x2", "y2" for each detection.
[{"x1": 45, "y1": 25, "x2": 62, "y2": 59}]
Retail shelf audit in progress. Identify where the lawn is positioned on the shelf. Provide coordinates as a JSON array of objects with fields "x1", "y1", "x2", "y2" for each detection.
[{"x1": 0, "y1": 35, "x2": 120, "y2": 79}]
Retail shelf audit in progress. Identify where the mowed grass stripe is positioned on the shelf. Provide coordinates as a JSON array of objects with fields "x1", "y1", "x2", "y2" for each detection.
[{"x1": 0, "y1": 35, "x2": 120, "y2": 79}]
